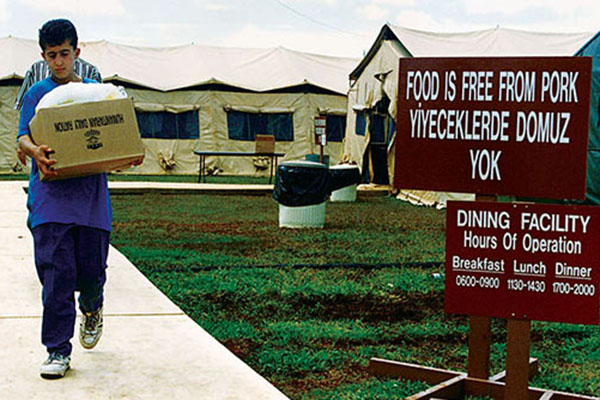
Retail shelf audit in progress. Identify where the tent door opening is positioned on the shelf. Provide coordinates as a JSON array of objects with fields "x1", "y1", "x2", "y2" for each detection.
[{"x1": 363, "y1": 97, "x2": 392, "y2": 184}]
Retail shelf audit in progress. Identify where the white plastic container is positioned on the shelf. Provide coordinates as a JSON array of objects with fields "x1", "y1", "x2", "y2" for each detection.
[
  {"x1": 330, "y1": 184, "x2": 357, "y2": 202},
  {"x1": 329, "y1": 164, "x2": 359, "y2": 202},
  {"x1": 279, "y1": 201, "x2": 326, "y2": 228}
]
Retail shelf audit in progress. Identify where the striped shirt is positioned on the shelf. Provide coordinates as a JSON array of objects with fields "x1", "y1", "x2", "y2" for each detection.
[{"x1": 13, "y1": 58, "x2": 102, "y2": 110}]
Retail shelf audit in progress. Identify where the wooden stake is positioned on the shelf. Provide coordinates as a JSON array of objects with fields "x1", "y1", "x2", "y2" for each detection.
[
  {"x1": 467, "y1": 193, "x2": 496, "y2": 380},
  {"x1": 467, "y1": 315, "x2": 492, "y2": 379},
  {"x1": 505, "y1": 319, "x2": 532, "y2": 399}
]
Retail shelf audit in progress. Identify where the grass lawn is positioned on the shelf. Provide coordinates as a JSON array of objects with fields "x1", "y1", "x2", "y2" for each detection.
[
  {"x1": 0, "y1": 173, "x2": 29, "y2": 180},
  {"x1": 110, "y1": 193, "x2": 600, "y2": 399}
]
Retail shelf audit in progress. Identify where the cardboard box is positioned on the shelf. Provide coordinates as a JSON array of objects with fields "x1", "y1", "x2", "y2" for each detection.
[
  {"x1": 255, "y1": 134, "x2": 275, "y2": 153},
  {"x1": 30, "y1": 98, "x2": 144, "y2": 181}
]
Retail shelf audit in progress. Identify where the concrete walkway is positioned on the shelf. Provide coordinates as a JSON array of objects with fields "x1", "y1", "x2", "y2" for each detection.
[{"x1": 0, "y1": 181, "x2": 289, "y2": 399}]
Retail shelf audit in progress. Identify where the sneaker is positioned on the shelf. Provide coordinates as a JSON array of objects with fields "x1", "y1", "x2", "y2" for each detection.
[
  {"x1": 79, "y1": 306, "x2": 103, "y2": 349},
  {"x1": 40, "y1": 353, "x2": 70, "y2": 379}
]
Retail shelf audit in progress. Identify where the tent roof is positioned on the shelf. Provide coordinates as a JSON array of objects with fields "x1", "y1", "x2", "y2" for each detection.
[
  {"x1": 0, "y1": 36, "x2": 359, "y2": 94},
  {"x1": 575, "y1": 31, "x2": 600, "y2": 56},
  {"x1": 351, "y1": 24, "x2": 596, "y2": 80}
]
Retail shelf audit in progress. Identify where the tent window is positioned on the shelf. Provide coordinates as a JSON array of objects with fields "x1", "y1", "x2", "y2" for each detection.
[
  {"x1": 135, "y1": 110, "x2": 199, "y2": 139},
  {"x1": 325, "y1": 115, "x2": 346, "y2": 143},
  {"x1": 268, "y1": 113, "x2": 294, "y2": 141},
  {"x1": 227, "y1": 111, "x2": 294, "y2": 142},
  {"x1": 227, "y1": 111, "x2": 253, "y2": 141},
  {"x1": 355, "y1": 111, "x2": 366, "y2": 136}
]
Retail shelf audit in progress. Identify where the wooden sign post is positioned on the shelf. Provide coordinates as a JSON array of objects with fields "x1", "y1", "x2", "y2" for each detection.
[
  {"x1": 314, "y1": 116, "x2": 327, "y2": 164},
  {"x1": 467, "y1": 194, "x2": 496, "y2": 383},
  {"x1": 373, "y1": 56, "x2": 597, "y2": 399}
]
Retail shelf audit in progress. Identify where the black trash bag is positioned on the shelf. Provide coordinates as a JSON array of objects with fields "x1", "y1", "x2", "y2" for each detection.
[
  {"x1": 329, "y1": 166, "x2": 361, "y2": 192},
  {"x1": 273, "y1": 162, "x2": 331, "y2": 207}
]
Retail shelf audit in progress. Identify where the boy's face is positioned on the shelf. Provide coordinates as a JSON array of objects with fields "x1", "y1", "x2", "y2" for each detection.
[{"x1": 41, "y1": 40, "x2": 80, "y2": 84}]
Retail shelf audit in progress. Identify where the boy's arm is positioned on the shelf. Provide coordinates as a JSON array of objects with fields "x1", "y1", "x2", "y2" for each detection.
[
  {"x1": 18, "y1": 135, "x2": 58, "y2": 178},
  {"x1": 18, "y1": 86, "x2": 59, "y2": 178}
]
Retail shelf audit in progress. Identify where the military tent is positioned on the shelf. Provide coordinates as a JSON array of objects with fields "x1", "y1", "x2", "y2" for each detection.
[
  {"x1": 575, "y1": 32, "x2": 600, "y2": 204},
  {"x1": 343, "y1": 24, "x2": 595, "y2": 207},
  {"x1": 0, "y1": 36, "x2": 358, "y2": 176}
]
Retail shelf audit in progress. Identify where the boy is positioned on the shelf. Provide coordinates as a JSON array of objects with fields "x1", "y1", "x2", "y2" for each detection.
[
  {"x1": 18, "y1": 19, "x2": 134, "y2": 379},
  {"x1": 14, "y1": 57, "x2": 102, "y2": 166}
]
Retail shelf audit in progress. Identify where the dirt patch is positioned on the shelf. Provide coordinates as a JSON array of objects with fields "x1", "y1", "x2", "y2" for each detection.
[
  {"x1": 114, "y1": 220, "x2": 246, "y2": 235},
  {"x1": 202, "y1": 291, "x2": 446, "y2": 325},
  {"x1": 298, "y1": 292, "x2": 444, "y2": 322},
  {"x1": 272, "y1": 366, "x2": 372, "y2": 398},
  {"x1": 221, "y1": 338, "x2": 259, "y2": 360}
]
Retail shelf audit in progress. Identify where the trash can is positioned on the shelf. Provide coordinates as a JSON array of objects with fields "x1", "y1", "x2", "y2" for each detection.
[
  {"x1": 273, "y1": 160, "x2": 330, "y2": 228},
  {"x1": 329, "y1": 164, "x2": 361, "y2": 202}
]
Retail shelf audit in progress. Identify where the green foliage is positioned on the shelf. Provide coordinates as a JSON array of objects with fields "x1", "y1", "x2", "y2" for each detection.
[
  {"x1": 252, "y1": 348, "x2": 352, "y2": 376},
  {"x1": 200, "y1": 319, "x2": 261, "y2": 341},
  {"x1": 0, "y1": 174, "x2": 28, "y2": 180},
  {"x1": 299, "y1": 378, "x2": 429, "y2": 400}
]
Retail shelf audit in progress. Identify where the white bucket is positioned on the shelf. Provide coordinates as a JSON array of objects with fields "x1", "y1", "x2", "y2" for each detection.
[
  {"x1": 330, "y1": 184, "x2": 357, "y2": 202},
  {"x1": 279, "y1": 202, "x2": 326, "y2": 228},
  {"x1": 329, "y1": 164, "x2": 359, "y2": 202}
]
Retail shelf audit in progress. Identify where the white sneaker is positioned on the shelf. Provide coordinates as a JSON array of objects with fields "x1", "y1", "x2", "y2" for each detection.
[
  {"x1": 40, "y1": 353, "x2": 70, "y2": 379},
  {"x1": 79, "y1": 306, "x2": 103, "y2": 349}
]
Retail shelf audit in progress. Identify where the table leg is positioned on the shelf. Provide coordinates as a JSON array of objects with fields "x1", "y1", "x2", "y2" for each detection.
[
  {"x1": 199, "y1": 156, "x2": 206, "y2": 183},
  {"x1": 198, "y1": 155, "x2": 202, "y2": 183},
  {"x1": 269, "y1": 156, "x2": 274, "y2": 184}
]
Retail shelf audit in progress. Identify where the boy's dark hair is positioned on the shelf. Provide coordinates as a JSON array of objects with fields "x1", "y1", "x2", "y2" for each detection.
[{"x1": 38, "y1": 19, "x2": 78, "y2": 51}]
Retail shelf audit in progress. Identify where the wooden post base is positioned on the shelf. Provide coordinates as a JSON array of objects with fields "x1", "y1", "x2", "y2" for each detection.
[{"x1": 368, "y1": 358, "x2": 596, "y2": 399}]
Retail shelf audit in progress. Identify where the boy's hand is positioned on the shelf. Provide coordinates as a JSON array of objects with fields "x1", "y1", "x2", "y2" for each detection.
[
  {"x1": 18, "y1": 135, "x2": 58, "y2": 178},
  {"x1": 17, "y1": 149, "x2": 27, "y2": 166},
  {"x1": 32, "y1": 145, "x2": 58, "y2": 178}
]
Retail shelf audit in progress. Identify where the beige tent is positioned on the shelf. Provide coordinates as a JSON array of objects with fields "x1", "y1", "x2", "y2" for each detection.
[
  {"x1": 0, "y1": 36, "x2": 358, "y2": 176},
  {"x1": 343, "y1": 24, "x2": 595, "y2": 207}
]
